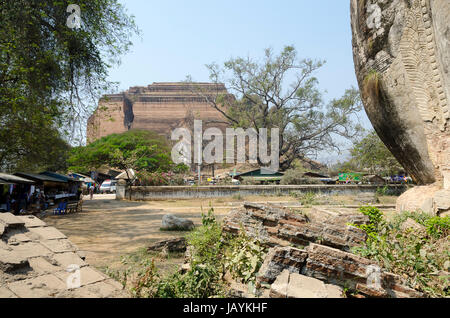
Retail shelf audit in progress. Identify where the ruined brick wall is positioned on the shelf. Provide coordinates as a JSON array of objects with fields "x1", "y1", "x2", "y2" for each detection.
[{"x1": 87, "y1": 82, "x2": 232, "y2": 144}]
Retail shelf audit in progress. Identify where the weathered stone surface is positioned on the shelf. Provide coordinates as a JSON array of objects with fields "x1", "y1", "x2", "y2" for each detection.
[
  {"x1": 55, "y1": 267, "x2": 108, "y2": 288},
  {"x1": 40, "y1": 239, "x2": 77, "y2": 254},
  {"x1": 16, "y1": 215, "x2": 47, "y2": 228},
  {"x1": 0, "y1": 286, "x2": 17, "y2": 298},
  {"x1": 161, "y1": 214, "x2": 195, "y2": 231},
  {"x1": 350, "y1": 0, "x2": 450, "y2": 212},
  {"x1": 396, "y1": 185, "x2": 450, "y2": 215},
  {"x1": 223, "y1": 203, "x2": 367, "y2": 251},
  {"x1": 7, "y1": 274, "x2": 66, "y2": 298},
  {"x1": 257, "y1": 247, "x2": 308, "y2": 285},
  {"x1": 228, "y1": 204, "x2": 426, "y2": 298},
  {"x1": 28, "y1": 257, "x2": 61, "y2": 275},
  {"x1": 3, "y1": 229, "x2": 32, "y2": 245},
  {"x1": 52, "y1": 252, "x2": 87, "y2": 269},
  {"x1": 1, "y1": 216, "x2": 126, "y2": 298},
  {"x1": 269, "y1": 270, "x2": 344, "y2": 299},
  {"x1": 269, "y1": 269, "x2": 289, "y2": 298},
  {"x1": 27, "y1": 226, "x2": 67, "y2": 241},
  {"x1": 10, "y1": 242, "x2": 52, "y2": 259},
  {"x1": 0, "y1": 250, "x2": 29, "y2": 272},
  {"x1": 0, "y1": 213, "x2": 25, "y2": 228},
  {"x1": 304, "y1": 244, "x2": 423, "y2": 298},
  {"x1": 287, "y1": 273, "x2": 343, "y2": 298},
  {"x1": 147, "y1": 237, "x2": 187, "y2": 253}
]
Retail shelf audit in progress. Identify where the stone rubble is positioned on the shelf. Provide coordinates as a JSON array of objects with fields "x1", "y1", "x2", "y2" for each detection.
[
  {"x1": 0, "y1": 213, "x2": 127, "y2": 298},
  {"x1": 223, "y1": 203, "x2": 425, "y2": 298},
  {"x1": 223, "y1": 203, "x2": 368, "y2": 252}
]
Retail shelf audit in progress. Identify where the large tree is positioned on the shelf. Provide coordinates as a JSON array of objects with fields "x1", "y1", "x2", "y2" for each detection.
[
  {"x1": 350, "y1": 130, "x2": 403, "y2": 176},
  {"x1": 0, "y1": 0, "x2": 138, "y2": 171},
  {"x1": 188, "y1": 46, "x2": 363, "y2": 170},
  {"x1": 67, "y1": 130, "x2": 175, "y2": 174}
]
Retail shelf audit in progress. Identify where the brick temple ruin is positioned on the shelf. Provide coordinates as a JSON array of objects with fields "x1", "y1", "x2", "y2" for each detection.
[{"x1": 87, "y1": 82, "x2": 233, "y2": 144}]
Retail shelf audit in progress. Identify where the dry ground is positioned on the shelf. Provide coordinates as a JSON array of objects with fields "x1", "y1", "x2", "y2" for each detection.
[{"x1": 42, "y1": 194, "x2": 298, "y2": 269}]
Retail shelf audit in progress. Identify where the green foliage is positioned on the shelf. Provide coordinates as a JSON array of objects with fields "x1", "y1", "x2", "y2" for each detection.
[
  {"x1": 0, "y1": 0, "x2": 138, "y2": 170},
  {"x1": 186, "y1": 208, "x2": 224, "y2": 268},
  {"x1": 352, "y1": 206, "x2": 383, "y2": 237},
  {"x1": 352, "y1": 210, "x2": 449, "y2": 297},
  {"x1": 376, "y1": 185, "x2": 390, "y2": 196},
  {"x1": 350, "y1": 130, "x2": 403, "y2": 176},
  {"x1": 425, "y1": 216, "x2": 450, "y2": 240},
  {"x1": 224, "y1": 228, "x2": 266, "y2": 284},
  {"x1": 68, "y1": 130, "x2": 173, "y2": 173}
]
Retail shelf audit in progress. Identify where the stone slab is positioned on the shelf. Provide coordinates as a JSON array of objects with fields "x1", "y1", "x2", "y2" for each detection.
[
  {"x1": 0, "y1": 286, "x2": 17, "y2": 298},
  {"x1": 10, "y1": 242, "x2": 52, "y2": 259},
  {"x1": 269, "y1": 269, "x2": 290, "y2": 298},
  {"x1": 16, "y1": 216, "x2": 47, "y2": 228},
  {"x1": 28, "y1": 257, "x2": 61, "y2": 275},
  {"x1": 27, "y1": 227, "x2": 67, "y2": 241},
  {"x1": 52, "y1": 252, "x2": 87, "y2": 269},
  {"x1": 7, "y1": 274, "x2": 66, "y2": 298},
  {"x1": 40, "y1": 239, "x2": 77, "y2": 254},
  {"x1": 55, "y1": 267, "x2": 108, "y2": 288},
  {"x1": 0, "y1": 213, "x2": 25, "y2": 228},
  {"x1": 0, "y1": 249, "x2": 30, "y2": 272}
]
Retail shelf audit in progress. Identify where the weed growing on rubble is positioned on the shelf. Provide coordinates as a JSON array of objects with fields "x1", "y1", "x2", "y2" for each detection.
[
  {"x1": 352, "y1": 208, "x2": 450, "y2": 297},
  {"x1": 224, "y1": 227, "x2": 267, "y2": 284}
]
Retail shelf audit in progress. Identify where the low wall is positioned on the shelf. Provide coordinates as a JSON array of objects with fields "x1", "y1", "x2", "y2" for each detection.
[{"x1": 116, "y1": 184, "x2": 408, "y2": 201}]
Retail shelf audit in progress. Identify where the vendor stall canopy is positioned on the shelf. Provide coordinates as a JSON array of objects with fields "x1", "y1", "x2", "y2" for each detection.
[
  {"x1": 14, "y1": 172, "x2": 66, "y2": 184},
  {"x1": 0, "y1": 173, "x2": 34, "y2": 185}
]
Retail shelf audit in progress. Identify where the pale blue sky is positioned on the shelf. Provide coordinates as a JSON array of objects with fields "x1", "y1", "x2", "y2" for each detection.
[{"x1": 106, "y1": 0, "x2": 373, "y2": 163}]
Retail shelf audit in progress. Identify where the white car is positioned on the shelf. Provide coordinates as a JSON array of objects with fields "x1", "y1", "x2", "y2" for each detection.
[{"x1": 100, "y1": 180, "x2": 116, "y2": 194}]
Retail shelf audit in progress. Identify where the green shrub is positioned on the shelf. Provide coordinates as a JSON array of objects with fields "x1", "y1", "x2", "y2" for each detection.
[
  {"x1": 352, "y1": 210, "x2": 449, "y2": 297},
  {"x1": 425, "y1": 216, "x2": 450, "y2": 239},
  {"x1": 352, "y1": 206, "x2": 383, "y2": 237},
  {"x1": 224, "y1": 228, "x2": 267, "y2": 284}
]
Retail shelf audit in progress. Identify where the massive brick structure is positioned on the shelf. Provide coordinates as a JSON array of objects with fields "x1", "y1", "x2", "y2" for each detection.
[{"x1": 87, "y1": 82, "x2": 232, "y2": 143}]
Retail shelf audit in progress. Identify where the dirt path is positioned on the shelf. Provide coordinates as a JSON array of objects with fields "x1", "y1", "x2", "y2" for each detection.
[{"x1": 42, "y1": 194, "x2": 298, "y2": 269}]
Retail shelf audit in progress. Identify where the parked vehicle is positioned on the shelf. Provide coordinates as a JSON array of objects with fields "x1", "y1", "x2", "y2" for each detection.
[
  {"x1": 110, "y1": 180, "x2": 117, "y2": 193},
  {"x1": 100, "y1": 180, "x2": 115, "y2": 194}
]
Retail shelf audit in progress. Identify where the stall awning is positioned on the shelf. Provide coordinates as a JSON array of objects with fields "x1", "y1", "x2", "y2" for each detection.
[
  {"x1": 40, "y1": 171, "x2": 78, "y2": 183},
  {"x1": 0, "y1": 173, "x2": 35, "y2": 184},
  {"x1": 14, "y1": 172, "x2": 66, "y2": 184}
]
